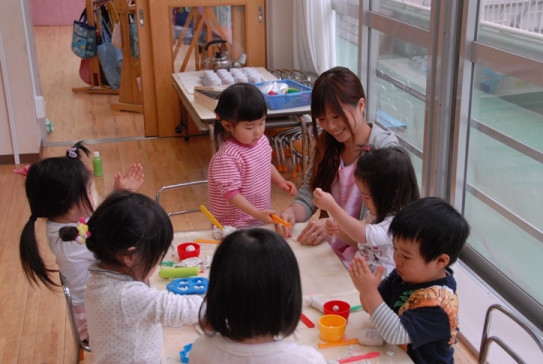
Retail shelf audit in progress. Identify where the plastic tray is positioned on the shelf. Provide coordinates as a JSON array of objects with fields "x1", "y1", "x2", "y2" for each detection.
[
  {"x1": 167, "y1": 277, "x2": 209, "y2": 295},
  {"x1": 254, "y1": 79, "x2": 312, "y2": 110}
]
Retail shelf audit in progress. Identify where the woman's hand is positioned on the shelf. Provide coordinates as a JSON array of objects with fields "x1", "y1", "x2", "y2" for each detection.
[
  {"x1": 296, "y1": 218, "x2": 329, "y2": 245},
  {"x1": 275, "y1": 207, "x2": 297, "y2": 238},
  {"x1": 114, "y1": 163, "x2": 144, "y2": 192},
  {"x1": 325, "y1": 218, "x2": 339, "y2": 237}
]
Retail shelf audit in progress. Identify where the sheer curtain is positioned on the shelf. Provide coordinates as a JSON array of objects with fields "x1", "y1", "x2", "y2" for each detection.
[{"x1": 293, "y1": 0, "x2": 335, "y2": 75}]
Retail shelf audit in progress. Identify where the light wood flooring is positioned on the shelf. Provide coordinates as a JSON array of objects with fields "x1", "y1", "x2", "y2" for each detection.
[{"x1": 0, "y1": 26, "x2": 477, "y2": 363}]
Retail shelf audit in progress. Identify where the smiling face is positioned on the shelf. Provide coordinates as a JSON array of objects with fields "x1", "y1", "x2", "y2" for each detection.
[
  {"x1": 222, "y1": 117, "x2": 266, "y2": 146},
  {"x1": 316, "y1": 99, "x2": 365, "y2": 144},
  {"x1": 392, "y1": 236, "x2": 449, "y2": 285}
]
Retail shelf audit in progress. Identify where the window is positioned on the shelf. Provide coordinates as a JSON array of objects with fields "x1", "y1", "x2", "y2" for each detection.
[{"x1": 332, "y1": 0, "x2": 543, "y2": 338}]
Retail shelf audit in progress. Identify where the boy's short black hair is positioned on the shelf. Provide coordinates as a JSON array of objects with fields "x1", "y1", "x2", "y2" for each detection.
[{"x1": 389, "y1": 197, "x2": 470, "y2": 265}]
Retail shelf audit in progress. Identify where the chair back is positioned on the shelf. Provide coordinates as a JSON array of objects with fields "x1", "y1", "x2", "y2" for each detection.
[
  {"x1": 155, "y1": 180, "x2": 208, "y2": 217},
  {"x1": 479, "y1": 304, "x2": 543, "y2": 364},
  {"x1": 59, "y1": 273, "x2": 91, "y2": 363}
]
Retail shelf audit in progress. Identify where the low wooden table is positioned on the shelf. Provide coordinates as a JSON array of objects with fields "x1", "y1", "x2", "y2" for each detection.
[{"x1": 153, "y1": 224, "x2": 413, "y2": 363}]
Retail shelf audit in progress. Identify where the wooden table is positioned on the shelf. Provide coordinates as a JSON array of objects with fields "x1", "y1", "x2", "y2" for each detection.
[{"x1": 153, "y1": 224, "x2": 413, "y2": 363}]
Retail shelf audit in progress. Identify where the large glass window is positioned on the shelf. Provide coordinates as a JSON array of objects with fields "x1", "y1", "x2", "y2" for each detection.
[
  {"x1": 333, "y1": 0, "x2": 543, "y2": 334},
  {"x1": 463, "y1": 1, "x2": 543, "y2": 319}
]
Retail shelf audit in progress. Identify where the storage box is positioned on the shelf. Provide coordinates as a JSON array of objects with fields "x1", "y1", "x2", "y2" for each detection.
[{"x1": 254, "y1": 79, "x2": 312, "y2": 110}]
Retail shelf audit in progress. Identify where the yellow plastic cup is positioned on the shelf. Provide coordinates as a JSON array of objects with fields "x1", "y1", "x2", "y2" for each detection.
[{"x1": 318, "y1": 314, "x2": 347, "y2": 342}]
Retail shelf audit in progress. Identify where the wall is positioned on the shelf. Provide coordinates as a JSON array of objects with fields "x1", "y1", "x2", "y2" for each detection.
[
  {"x1": 0, "y1": 0, "x2": 42, "y2": 164},
  {"x1": 0, "y1": 0, "x2": 293, "y2": 164},
  {"x1": 30, "y1": 0, "x2": 84, "y2": 26},
  {"x1": 266, "y1": 0, "x2": 294, "y2": 70}
]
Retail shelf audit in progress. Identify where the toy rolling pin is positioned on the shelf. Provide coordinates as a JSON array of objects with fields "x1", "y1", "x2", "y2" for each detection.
[
  {"x1": 159, "y1": 266, "x2": 199, "y2": 279},
  {"x1": 200, "y1": 205, "x2": 223, "y2": 230}
]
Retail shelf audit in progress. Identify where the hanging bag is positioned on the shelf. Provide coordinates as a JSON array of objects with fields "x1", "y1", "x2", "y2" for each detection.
[
  {"x1": 71, "y1": 9, "x2": 97, "y2": 59},
  {"x1": 96, "y1": 14, "x2": 123, "y2": 89}
]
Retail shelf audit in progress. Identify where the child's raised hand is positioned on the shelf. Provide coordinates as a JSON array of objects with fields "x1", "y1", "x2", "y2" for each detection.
[
  {"x1": 114, "y1": 163, "x2": 144, "y2": 192},
  {"x1": 280, "y1": 180, "x2": 298, "y2": 196},
  {"x1": 313, "y1": 187, "x2": 338, "y2": 212},
  {"x1": 348, "y1": 256, "x2": 384, "y2": 314}
]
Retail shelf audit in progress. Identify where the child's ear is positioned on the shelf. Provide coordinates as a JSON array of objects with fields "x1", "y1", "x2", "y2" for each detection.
[
  {"x1": 221, "y1": 120, "x2": 232, "y2": 132},
  {"x1": 435, "y1": 253, "x2": 450, "y2": 269},
  {"x1": 118, "y1": 247, "x2": 138, "y2": 267}
]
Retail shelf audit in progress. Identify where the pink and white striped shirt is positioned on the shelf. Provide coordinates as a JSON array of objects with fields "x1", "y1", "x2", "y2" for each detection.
[{"x1": 208, "y1": 136, "x2": 272, "y2": 227}]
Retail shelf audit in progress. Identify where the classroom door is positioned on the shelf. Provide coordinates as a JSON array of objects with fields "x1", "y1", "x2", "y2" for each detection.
[{"x1": 136, "y1": 0, "x2": 267, "y2": 137}]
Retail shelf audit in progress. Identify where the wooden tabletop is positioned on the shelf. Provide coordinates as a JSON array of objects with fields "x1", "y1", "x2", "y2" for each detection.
[{"x1": 153, "y1": 224, "x2": 413, "y2": 363}]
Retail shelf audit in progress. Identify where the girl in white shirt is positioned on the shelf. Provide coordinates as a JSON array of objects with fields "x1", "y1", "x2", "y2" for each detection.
[
  {"x1": 190, "y1": 228, "x2": 326, "y2": 364},
  {"x1": 19, "y1": 141, "x2": 143, "y2": 342},
  {"x1": 80, "y1": 191, "x2": 202, "y2": 364},
  {"x1": 313, "y1": 145, "x2": 420, "y2": 275}
]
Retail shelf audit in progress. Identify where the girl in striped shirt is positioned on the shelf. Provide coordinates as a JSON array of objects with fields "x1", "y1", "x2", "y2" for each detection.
[{"x1": 208, "y1": 83, "x2": 297, "y2": 227}]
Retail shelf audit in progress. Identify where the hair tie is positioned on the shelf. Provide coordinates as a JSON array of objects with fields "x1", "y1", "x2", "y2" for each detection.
[
  {"x1": 67, "y1": 147, "x2": 78, "y2": 159},
  {"x1": 362, "y1": 145, "x2": 371, "y2": 153},
  {"x1": 29, "y1": 215, "x2": 37, "y2": 222},
  {"x1": 76, "y1": 217, "x2": 91, "y2": 245}
]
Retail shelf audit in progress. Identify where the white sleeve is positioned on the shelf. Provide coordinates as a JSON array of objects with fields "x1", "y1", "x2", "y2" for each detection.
[
  {"x1": 365, "y1": 215, "x2": 394, "y2": 247},
  {"x1": 121, "y1": 284, "x2": 203, "y2": 327},
  {"x1": 370, "y1": 302, "x2": 412, "y2": 345}
]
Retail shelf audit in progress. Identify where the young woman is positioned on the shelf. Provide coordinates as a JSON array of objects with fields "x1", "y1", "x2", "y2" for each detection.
[{"x1": 276, "y1": 67, "x2": 398, "y2": 261}]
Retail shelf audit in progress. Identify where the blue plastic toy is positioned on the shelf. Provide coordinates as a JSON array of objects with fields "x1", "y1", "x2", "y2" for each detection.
[
  {"x1": 167, "y1": 277, "x2": 209, "y2": 295},
  {"x1": 180, "y1": 343, "x2": 192, "y2": 363}
]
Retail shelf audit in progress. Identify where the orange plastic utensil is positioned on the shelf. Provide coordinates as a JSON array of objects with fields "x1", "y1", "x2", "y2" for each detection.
[
  {"x1": 270, "y1": 214, "x2": 292, "y2": 228},
  {"x1": 317, "y1": 338, "x2": 359, "y2": 348}
]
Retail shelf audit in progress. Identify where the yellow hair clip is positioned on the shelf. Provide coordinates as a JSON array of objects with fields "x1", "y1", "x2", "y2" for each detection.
[{"x1": 76, "y1": 217, "x2": 91, "y2": 245}]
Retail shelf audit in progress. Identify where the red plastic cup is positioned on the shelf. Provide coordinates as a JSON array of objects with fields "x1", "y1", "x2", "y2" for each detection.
[
  {"x1": 323, "y1": 300, "x2": 350, "y2": 321},
  {"x1": 177, "y1": 242, "x2": 200, "y2": 261}
]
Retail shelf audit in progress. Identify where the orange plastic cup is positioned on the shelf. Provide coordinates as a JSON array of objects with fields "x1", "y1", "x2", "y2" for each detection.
[
  {"x1": 318, "y1": 314, "x2": 347, "y2": 342},
  {"x1": 323, "y1": 300, "x2": 350, "y2": 321}
]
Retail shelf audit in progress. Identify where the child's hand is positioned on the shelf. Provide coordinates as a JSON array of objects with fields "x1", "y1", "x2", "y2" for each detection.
[
  {"x1": 114, "y1": 163, "x2": 144, "y2": 192},
  {"x1": 256, "y1": 209, "x2": 276, "y2": 225},
  {"x1": 348, "y1": 256, "x2": 384, "y2": 314},
  {"x1": 312, "y1": 188, "x2": 336, "y2": 212},
  {"x1": 280, "y1": 180, "x2": 298, "y2": 196},
  {"x1": 325, "y1": 218, "x2": 339, "y2": 236}
]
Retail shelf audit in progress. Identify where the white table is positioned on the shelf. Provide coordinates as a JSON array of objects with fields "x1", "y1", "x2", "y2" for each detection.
[
  {"x1": 153, "y1": 224, "x2": 413, "y2": 363},
  {"x1": 172, "y1": 67, "x2": 313, "y2": 174}
]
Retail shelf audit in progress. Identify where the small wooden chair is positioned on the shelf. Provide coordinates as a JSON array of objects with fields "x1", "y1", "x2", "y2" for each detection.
[{"x1": 60, "y1": 273, "x2": 91, "y2": 363}]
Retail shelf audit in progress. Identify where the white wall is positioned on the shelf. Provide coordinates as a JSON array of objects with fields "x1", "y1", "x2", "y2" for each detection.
[
  {"x1": 0, "y1": 0, "x2": 43, "y2": 163},
  {"x1": 266, "y1": 0, "x2": 294, "y2": 70}
]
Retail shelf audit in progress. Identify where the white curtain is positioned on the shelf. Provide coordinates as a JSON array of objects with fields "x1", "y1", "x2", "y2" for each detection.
[{"x1": 293, "y1": 0, "x2": 335, "y2": 75}]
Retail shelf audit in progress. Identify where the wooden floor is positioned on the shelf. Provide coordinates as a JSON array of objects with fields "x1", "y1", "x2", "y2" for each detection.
[{"x1": 0, "y1": 26, "x2": 477, "y2": 363}]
